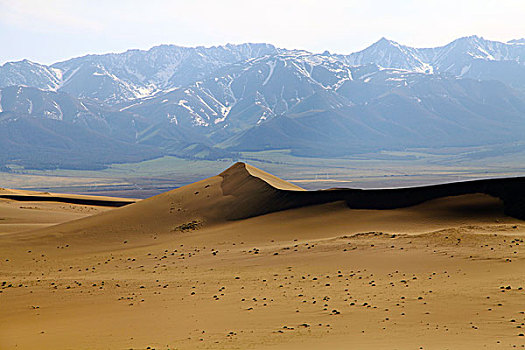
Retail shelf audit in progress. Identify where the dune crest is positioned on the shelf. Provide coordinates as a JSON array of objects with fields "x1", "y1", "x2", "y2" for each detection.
[
  {"x1": 10, "y1": 162, "x2": 301, "y2": 242},
  {"x1": 228, "y1": 162, "x2": 305, "y2": 191},
  {"x1": 7, "y1": 162, "x2": 525, "y2": 246}
]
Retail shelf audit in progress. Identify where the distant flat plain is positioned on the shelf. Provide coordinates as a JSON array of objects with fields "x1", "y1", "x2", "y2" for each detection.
[{"x1": 2, "y1": 147, "x2": 525, "y2": 198}]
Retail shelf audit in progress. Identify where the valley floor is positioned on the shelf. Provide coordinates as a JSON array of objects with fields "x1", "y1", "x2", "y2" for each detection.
[{"x1": 4, "y1": 147, "x2": 525, "y2": 198}]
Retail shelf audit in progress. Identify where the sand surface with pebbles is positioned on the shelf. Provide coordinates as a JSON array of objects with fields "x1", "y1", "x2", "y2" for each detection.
[{"x1": 1, "y1": 163, "x2": 525, "y2": 349}]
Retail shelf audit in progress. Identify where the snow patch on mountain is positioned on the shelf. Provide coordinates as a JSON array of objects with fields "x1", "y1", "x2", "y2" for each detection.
[{"x1": 263, "y1": 60, "x2": 276, "y2": 86}]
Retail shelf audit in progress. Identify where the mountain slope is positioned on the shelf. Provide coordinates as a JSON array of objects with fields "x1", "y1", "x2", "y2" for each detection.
[
  {"x1": 1, "y1": 37, "x2": 525, "y2": 169},
  {"x1": 0, "y1": 59, "x2": 61, "y2": 90},
  {"x1": 0, "y1": 86, "x2": 160, "y2": 169},
  {"x1": 345, "y1": 36, "x2": 525, "y2": 91},
  {"x1": 224, "y1": 70, "x2": 525, "y2": 156},
  {"x1": 341, "y1": 37, "x2": 433, "y2": 73},
  {"x1": 121, "y1": 52, "x2": 353, "y2": 144},
  {"x1": 0, "y1": 44, "x2": 280, "y2": 103}
]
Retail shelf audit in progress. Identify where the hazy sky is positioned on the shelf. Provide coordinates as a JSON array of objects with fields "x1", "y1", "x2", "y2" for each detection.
[{"x1": 0, "y1": 0, "x2": 524, "y2": 65}]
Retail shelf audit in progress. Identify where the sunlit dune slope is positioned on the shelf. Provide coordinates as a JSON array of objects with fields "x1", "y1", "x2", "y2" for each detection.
[
  {"x1": 1, "y1": 163, "x2": 525, "y2": 350},
  {"x1": 9, "y1": 162, "x2": 525, "y2": 245}
]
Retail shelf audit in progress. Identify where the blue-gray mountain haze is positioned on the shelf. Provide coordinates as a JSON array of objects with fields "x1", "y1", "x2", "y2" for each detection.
[{"x1": 1, "y1": 36, "x2": 525, "y2": 169}]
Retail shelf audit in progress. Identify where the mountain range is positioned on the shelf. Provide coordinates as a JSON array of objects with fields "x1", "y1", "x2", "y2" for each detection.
[{"x1": 1, "y1": 36, "x2": 525, "y2": 169}]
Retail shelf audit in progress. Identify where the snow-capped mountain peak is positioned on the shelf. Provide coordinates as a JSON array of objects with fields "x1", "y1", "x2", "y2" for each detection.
[
  {"x1": 342, "y1": 37, "x2": 433, "y2": 74},
  {"x1": 1, "y1": 36, "x2": 525, "y2": 169},
  {"x1": 509, "y1": 38, "x2": 525, "y2": 45},
  {"x1": 0, "y1": 59, "x2": 62, "y2": 91},
  {"x1": 1, "y1": 36, "x2": 524, "y2": 104}
]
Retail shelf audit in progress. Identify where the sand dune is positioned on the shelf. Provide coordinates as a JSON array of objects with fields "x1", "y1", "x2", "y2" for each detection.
[
  {"x1": 0, "y1": 188, "x2": 136, "y2": 207},
  {"x1": 4, "y1": 162, "x2": 304, "y2": 244},
  {"x1": 1, "y1": 163, "x2": 524, "y2": 349},
  {"x1": 0, "y1": 188, "x2": 133, "y2": 236},
  {"x1": 12, "y1": 162, "x2": 524, "y2": 242}
]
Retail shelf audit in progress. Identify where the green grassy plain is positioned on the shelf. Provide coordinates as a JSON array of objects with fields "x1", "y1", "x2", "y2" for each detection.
[{"x1": 2, "y1": 146, "x2": 525, "y2": 198}]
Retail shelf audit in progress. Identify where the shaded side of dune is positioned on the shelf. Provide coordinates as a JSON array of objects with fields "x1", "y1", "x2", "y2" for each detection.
[
  {"x1": 12, "y1": 162, "x2": 524, "y2": 244},
  {"x1": 220, "y1": 163, "x2": 525, "y2": 220}
]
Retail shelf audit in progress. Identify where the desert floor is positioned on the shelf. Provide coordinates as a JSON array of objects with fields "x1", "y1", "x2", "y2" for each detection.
[{"x1": 1, "y1": 166, "x2": 525, "y2": 349}]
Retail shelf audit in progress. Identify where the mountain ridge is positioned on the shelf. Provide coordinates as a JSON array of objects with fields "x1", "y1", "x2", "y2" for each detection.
[
  {"x1": 1, "y1": 36, "x2": 525, "y2": 169},
  {"x1": 3, "y1": 36, "x2": 524, "y2": 100}
]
